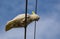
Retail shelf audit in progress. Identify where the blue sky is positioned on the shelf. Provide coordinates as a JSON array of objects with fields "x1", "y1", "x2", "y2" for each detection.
[{"x1": 0, "y1": 0, "x2": 60, "y2": 39}]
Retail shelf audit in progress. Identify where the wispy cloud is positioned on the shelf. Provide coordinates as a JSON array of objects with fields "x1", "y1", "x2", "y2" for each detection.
[{"x1": 36, "y1": 13, "x2": 60, "y2": 39}]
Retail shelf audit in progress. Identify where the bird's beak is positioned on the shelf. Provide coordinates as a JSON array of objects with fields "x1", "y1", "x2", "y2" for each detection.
[
  {"x1": 35, "y1": 17, "x2": 40, "y2": 21},
  {"x1": 37, "y1": 18, "x2": 40, "y2": 21}
]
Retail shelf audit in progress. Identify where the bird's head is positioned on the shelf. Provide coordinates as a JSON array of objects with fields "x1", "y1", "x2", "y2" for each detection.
[{"x1": 30, "y1": 11, "x2": 40, "y2": 21}]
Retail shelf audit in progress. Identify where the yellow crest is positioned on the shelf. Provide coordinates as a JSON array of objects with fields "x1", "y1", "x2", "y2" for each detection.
[{"x1": 32, "y1": 11, "x2": 36, "y2": 14}]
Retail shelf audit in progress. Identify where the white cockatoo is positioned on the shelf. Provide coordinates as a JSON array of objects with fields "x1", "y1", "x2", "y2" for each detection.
[{"x1": 5, "y1": 11, "x2": 40, "y2": 31}]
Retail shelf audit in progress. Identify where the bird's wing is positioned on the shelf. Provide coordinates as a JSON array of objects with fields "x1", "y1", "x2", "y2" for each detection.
[
  {"x1": 12, "y1": 14, "x2": 30, "y2": 21},
  {"x1": 5, "y1": 14, "x2": 30, "y2": 31},
  {"x1": 21, "y1": 14, "x2": 30, "y2": 23}
]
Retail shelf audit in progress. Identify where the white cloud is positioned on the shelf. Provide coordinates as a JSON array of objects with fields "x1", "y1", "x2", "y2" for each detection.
[{"x1": 36, "y1": 13, "x2": 60, "y2": 39}]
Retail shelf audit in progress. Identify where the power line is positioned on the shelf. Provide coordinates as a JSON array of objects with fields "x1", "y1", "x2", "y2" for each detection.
[
  {"x1": 24, "y1": 0, "x2": 38, "y2": 39},
  {"x1": 24, "y1": 0, "x2": 28, "y2": 39},
  {"x1": 34, "y1": 0, "x2": 38, "y2": 39}
]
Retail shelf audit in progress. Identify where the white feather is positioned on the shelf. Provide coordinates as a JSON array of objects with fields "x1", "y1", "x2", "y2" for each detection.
[{"x1": 5, "y1": 13, "x2": 40, "y2": 31}]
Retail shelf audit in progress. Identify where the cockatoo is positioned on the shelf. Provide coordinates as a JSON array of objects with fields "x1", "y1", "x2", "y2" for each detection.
[{"x1": 5, "y1": 11, "x2": 40, "y2": 31}]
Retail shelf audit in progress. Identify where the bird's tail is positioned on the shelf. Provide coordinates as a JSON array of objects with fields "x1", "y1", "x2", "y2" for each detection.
[{"x1": 5, "y1": 21, "x2": 14, "y2": 31}]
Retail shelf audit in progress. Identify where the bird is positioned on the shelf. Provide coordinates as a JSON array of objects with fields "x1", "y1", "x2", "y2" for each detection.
[{"x1": 5, "y1": 11, "x2": 40, "y2": 31}]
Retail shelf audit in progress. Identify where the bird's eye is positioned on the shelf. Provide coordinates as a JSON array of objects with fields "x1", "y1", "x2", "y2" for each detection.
[{"x1": 27, "y1": 16, "x2": 30, "y2": 18}]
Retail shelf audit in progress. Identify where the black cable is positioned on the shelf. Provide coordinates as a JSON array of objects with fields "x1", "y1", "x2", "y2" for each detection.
[
  {"x1": 24, "y1": 0, "x2": 28, "y2": 39},
  {"x1": 35, "y1": 0, "x2": 37, "y2": 14},
  {"x1": 34, "y1": 21, "x2": 36, "y2": 39},
  {"x1": 34, "y1": 0, "x2": 38, "y2": 39},
  {"x1": 24, "y1": 27, "x2": 27, "y2": 39}
]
